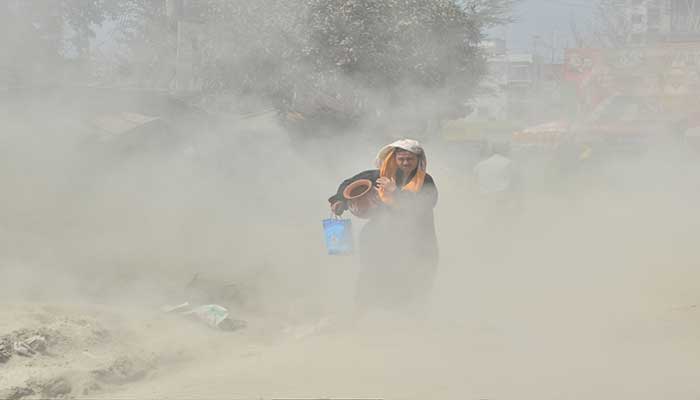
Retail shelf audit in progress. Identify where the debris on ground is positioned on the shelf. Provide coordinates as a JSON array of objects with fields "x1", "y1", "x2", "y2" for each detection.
[
  {"x1": 13, "y1": 340, "x2": 35, "y2": 357},
  {"x1": 0, "y1": 339, "x2": 12, "y2": 362},
  {"x1": 24, "y1": 335, "x2": 48, "y2": 353},
  {"x1": 163, "y1": 302, "x2": 247, "y2": 332},
  {"x1": 184, "y1": 304, "x2": 231, "y2": 328},
  {"x1": 0, "y1": 329, "x2": 58, "y2": 363},
  {"x1": 91, "y1": 355, "x2": 154, "y2": 385},
  {"x1": 161, "y1": 302, "x2": 191, "y2": 313}
]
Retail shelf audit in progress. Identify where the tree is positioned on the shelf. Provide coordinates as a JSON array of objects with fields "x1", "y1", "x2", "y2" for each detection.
[
  {"x1": 592, "y1": 0, "x2": 631, "y2": 48},
  {"x1": 117, "y1": 0, "x2": 515, "y2": 134},
  {"x1": 3, "y1": 0, "x2": 516, "y2": 136},
  {"x1": 98, "y1": 1, "x2": 178, "y2": 88},
  {"x1": 280, "y1": 0, "x2": 515, "y2": 134},
  {"x1": 1, "y1": 0, "x2": 126, "y2": 85}
]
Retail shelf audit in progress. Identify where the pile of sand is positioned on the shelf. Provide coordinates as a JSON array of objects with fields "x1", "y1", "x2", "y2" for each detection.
[{"x1": 0, "y1": 303, "x2": 221, "y2": 399}]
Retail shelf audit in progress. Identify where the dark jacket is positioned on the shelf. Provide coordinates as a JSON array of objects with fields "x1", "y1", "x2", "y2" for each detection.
[{"x1": 328, "y1": 168, "x2": 439, "y2": 309}]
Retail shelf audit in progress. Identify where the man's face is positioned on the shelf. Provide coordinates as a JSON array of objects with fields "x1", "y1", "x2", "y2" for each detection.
[{"x1": 395, "y1": 150, "x2": 418, "y2": 174}]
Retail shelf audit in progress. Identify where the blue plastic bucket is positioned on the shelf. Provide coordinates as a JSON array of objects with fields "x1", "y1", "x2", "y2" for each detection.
[{"x1": 322, "y1": 217, "x2": 353, "y2": 255}]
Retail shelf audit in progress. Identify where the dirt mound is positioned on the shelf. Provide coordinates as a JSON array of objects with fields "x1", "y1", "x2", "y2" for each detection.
[
  {"x1": 2, "y1": 376, "x2": 73, "y2": 400},
  {"x1": 0, "y1": 327, "x2": 67, "y2": 362},
  {"x1": 0, "y1": 304, "x2": 193, "y2": 399},
  {"x1": 91, "y1": 355, "x2": 156, "y2": 385}
]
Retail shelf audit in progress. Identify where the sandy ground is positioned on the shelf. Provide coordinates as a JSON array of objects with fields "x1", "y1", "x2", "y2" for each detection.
[
  {"x1": 4, "y1": 186, "x2": 700, "y2": 399},
  {"x1": 97, "y1": 192, "x2": 700, "y2": 400}
]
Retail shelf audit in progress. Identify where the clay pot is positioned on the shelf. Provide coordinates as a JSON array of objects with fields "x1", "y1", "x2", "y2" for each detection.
[{"x1": 343, "y1": 179, "x2": 378, "y2": 219}]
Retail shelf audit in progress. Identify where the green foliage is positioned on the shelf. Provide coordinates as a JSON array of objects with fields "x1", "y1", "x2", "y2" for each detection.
[{"x1": 3, "y1": 0, "x2": 515, "y2": 130}]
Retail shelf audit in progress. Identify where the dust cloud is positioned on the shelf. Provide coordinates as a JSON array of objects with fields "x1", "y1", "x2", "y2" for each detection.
[{"x1": 3, "y1": 1, "x2": 700, "y2": 399}]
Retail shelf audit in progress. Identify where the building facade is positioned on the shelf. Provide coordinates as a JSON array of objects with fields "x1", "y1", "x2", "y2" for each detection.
[{"x1": 625, "y1": 0, "x2": 700, "y2": 44}]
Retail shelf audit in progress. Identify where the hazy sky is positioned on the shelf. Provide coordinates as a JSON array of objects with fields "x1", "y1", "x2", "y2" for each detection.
[{"x1": 499, "y1": 0, "x2": 595, "y2": 55}]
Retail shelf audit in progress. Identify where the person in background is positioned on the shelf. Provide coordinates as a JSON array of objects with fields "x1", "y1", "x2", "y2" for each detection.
[
  {"x1": 472, "y1": 140, "x2": 521, "y2": 261},
  {"x1": 328, "y1": 139, "x2": 439, "y2": 314},
  {"x1": 473, "y1": 141, "x2": 518, "y2": 199}
]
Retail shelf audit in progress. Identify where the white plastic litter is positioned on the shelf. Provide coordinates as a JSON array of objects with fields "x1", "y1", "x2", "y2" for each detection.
[{"x1": 183, "y1": 304, "x2": 229, "y2": 328}]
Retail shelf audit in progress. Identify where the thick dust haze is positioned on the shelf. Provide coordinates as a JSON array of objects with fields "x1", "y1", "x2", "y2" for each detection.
[{"x1": 3, "y1": 0, "x2": 700, "y2": 399}]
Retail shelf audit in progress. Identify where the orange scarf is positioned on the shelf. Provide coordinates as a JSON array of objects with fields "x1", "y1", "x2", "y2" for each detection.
[{"x1": 378, "y1": 148, "x2": 426, "y2": 204}]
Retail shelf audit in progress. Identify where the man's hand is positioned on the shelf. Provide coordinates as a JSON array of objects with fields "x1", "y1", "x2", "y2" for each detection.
[
  {"x1": 376, "y1": 177, "x2": 397, "y2": 193},
  {"x1": 330, "y1": 201, "x2": 345, "y2": 216}
]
